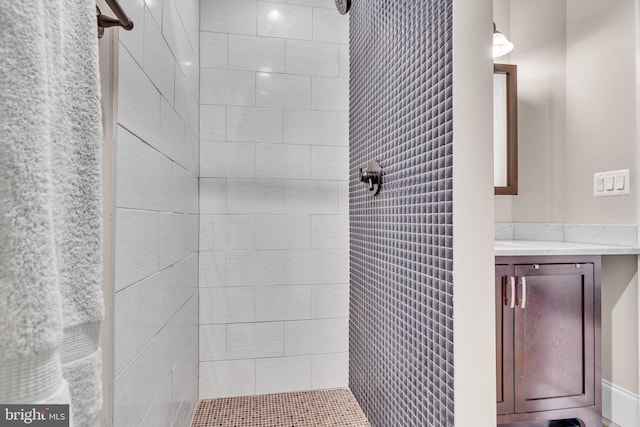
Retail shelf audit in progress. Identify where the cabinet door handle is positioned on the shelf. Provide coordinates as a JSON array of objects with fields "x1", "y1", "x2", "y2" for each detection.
[
  {"x1": 510, "y1": 276, "x2": 516, "y2": 309},
  {"x1": 521, "y1": 277, "x2": 527, "y2": 309}
]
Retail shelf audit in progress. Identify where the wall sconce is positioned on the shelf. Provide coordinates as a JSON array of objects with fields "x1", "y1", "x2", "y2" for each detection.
[{"x1": 493, "y1": 23, "x2": 514, "y2": 58}]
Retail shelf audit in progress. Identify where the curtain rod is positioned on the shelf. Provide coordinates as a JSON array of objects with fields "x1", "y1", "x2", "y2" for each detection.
[{"x1": 97, "y1": 0, "x2": 134, "y2": 39}]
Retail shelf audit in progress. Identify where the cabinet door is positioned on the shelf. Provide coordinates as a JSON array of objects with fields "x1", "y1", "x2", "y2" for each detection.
[
  {"x1": 496, "y1": 264, "x2": 515, "y2": 415},
  {"x1": 513, "y1": 263, "x2": 595, "y2": 414}
]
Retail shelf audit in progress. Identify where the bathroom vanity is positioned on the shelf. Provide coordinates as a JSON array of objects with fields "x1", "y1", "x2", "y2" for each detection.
[
  {"x1": 494, "y1": 235, "x2": 640, "y2": 426},
  {"x1": 495, "y1": 255, "x2": 601, "y2": 427}
]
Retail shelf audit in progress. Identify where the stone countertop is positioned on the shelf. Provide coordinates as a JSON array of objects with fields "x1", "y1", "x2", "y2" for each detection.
[{"x1": 495, "y1": 240, "x2": 640, "y2": 256}]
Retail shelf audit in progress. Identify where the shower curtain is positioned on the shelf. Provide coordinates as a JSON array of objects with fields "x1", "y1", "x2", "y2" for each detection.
[{"x1": 0, "y1": 1, "x2": 104, "y2": 425}]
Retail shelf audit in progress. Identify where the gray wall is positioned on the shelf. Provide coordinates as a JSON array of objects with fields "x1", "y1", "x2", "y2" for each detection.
[
  {"x1": 197, "y1": 0, "x2": 350, "y2": 399},
  {"x1": 112, "y1": 0, "x2": 200, "y2": 425},
  {"x1": 601, "y1": 255, "x2": 639, "y2": 394},
  {"x1": 494, "y1": 0, "x2": 637, "y2": 224}
]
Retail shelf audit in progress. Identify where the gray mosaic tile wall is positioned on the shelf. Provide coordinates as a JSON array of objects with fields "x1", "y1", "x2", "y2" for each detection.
[{"x1": 348, "y1": 0, "x2": 454, "y2": 426}]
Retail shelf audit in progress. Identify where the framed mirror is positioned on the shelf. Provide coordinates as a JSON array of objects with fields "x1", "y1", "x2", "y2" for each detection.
[{"x1": 494, "y1": 63, "x2": 518, "y2": 195}]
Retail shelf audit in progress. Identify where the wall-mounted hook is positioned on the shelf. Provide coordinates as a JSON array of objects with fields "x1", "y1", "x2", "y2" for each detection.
[{"x1": 359, "y1": 160, "x2": 382, "y2": 196}]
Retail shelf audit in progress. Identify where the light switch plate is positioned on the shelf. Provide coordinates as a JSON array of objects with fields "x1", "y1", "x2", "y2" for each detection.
[{"x1": 594, "y1": 169, "x2": 630, "y2": 197}]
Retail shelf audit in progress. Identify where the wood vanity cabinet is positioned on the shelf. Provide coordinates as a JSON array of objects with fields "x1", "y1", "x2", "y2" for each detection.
[{"x1": 496, "y1": 256, "x2": 601, "y2": 427}]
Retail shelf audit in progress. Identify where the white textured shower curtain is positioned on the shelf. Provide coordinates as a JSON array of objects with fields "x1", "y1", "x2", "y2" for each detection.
[{"x1": 0, "y1": 1, "x2": 104, "y2": 426}]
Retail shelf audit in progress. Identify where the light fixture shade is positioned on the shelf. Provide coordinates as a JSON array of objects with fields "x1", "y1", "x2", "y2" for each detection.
[{"x1": 493, "y1": 31, "x2": 514, "y2": 58}]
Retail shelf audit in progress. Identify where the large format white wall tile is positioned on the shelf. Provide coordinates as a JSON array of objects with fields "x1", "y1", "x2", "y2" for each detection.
[
  {"x1": 227, "y1": 322, "x2": 284, "y2": 359},
  {"x1": 174, "y1": 381, "x2": 198, "y2": 426},
  {"x1": 116, "y1": 0, "x2": 199, "y2": 420},
  {"x1": 255, "y1": 356, "x2": 311, "y2": 394},
  {"x1": 179, "y1": 66, "x2": 200, "y2": 109},
  {"x1": 200, "y1": 215, "x2": 256, "y2": 251},
  {"x1": 200, "y1": 360, "x2": 256, "y2": 399},
  {"x1": 115, "y1": 297, "x2": 194, "y2": 427},
  {"x1": 311, "y1": 146, "x2": 348, "y2": 180},
  {"x1": 311, "y1": 352, "x2": 348, "y2": 389},
  {"x1": 339, "y1": 45, "x2": 349, "y2": 78},
  {"x1": 173, "y1": 164, "x2": 198, "y2": 214},
  {"x1": 200, "y1": 105, "x2": 226, "y2": 141},
  {"x1": 171, "y1": 255, "x2": 199, "y2": 307},
  {"x1": 115, "y1": 271, "x2": 168, "y2": 374},
  {"x1": 337, "y1": 112, "x2": 349, "y2": 146},
  {"x1": 256, "y1": 143, "x2": 310, "y2": 179},
  {"x1": 311, "y1": 215, "x2": 348, "y2": 249},
  {"x1": 337, "y1": 182, "x2": 348, "y2": 214},
  {"x1": 337, "y1": 249, "x2": 349, "y2": 283},
  {"x1": 284, "y1": 110, "x2": 338, "y2": 146},
  {"x1": 283, "y1": 180, "x2": 338, "y2": 214},
  {"x1": 256, "y1": 285, "x2": 311, "y2": 321},
  {"x1": 115, "y1": 262, "x2": 196, "y2": 375},
  {"x1": 143, "y1": 7, "x2": 176, "y2": 104},
  {"x1": 162, "y1": 0, "x2": 197, "y2": 73},
  {"x1": 138, "y1": 374, "x2": 173, "y2": 427},
  {"x1": 174, "y1": 84, "x2": 199, "y2": 170},
  {"x1": 118, "y1": 47, "x2": 161, "y2": 149},
  {"x1": 227, "y1": 107, "x2": 284, "y2": 143},
  {"x1": 284, "y1": 318, "x2": 347, "y2": 355},
  {"x1": 200, "y1": 178, "x2": 227, "y2": 214},
  {"x1": 200, "y1": 324, "x2": 227, "y2": 361},
  {"x1": 171, "y1": 330, "x2": 199, "y2": 413},
  {"x1": 283, "y1": 249, "x2": 338, "y2": 284},
  {"x1": 174, "y1": 0, "x2": 199, "y2": 44},
  {"x1": 201, "y1": 69, "x2": 256, "y2": 106},
  {"x1": 256, "y1": 215, "x2": 311, "y2": 249},
  {"x1": 199, "y1": 251, "x2": 226, "y2": 287},
  {"x1": 115, "y1": 209, "x2": 159, "y2": 291},
  {"x1": 144, "y1": 0, "x2": 162, "y2": 26},
  {"x1": 200, "y1": 32, "x2": 228, "y2": 69},
  {"x1": 285, "y1": 40, "x2": 339, "y2": 77},
  {"x1": 312, "y1": 77, "x2": 349, "y2": 112},
  {"x1": 183, "y1": 128, "x2": 200, "y2": 177},
  {"x1": 175, "y1": 77, "x2": 200, "y2": 144},
  {"x1": 229, "y1": 35, "x2": 285, "y2": 73},
  {"x1": 201, "y1": 0, "x2": 258, "y2": 35},
  {"x1": 159, "y1": 98, "x2": 186, "y2": 164},
  {"x1": 200, "y1": 287, "x2": 255, "y2": 324},
  {"x1": 311, "y1": 284, "x2": 349, "y2": 319},
  {"x1": 175, "y1": 69, "x2": 199, "y2": 127},
  {"x1": 196, "y1": 0, "x2": 348, "y2": 400},
  {"x1": 286, "y1": 0, "x2": 334, "y2": 7},
  {"x1": 201, "y1": 142, "x2": 256, "y2": 178},
  {"x1": 177, "y1": 62, "x2": 200, "y2": 110},
  {"x1": 116, "y1": 126, "x2": 173, "y2": 212},
  {"x1": 184, "y1": 214, "x2": 199, "y2": 253},
  {"x1": 312, "y1": 8, "x2": 348, "y2": 44},
  {"x1": 257, "y1": 3, "x2": 312, "y2": 40},
  {"x1": 118, "y1": 0, "x2": 145, "y2": 63},
  {"x1": 227, "y1": 179, "x2": 283, "y2": 214},
  {"x1": 226, "y1": 250, "x2": 284, "y2": 286},
  {"x1": 256, "y1": 73, "x2": 311, "y2": 109},
  {"x1": 159, "y1": 213, "x2": 187, "y2": 269}
]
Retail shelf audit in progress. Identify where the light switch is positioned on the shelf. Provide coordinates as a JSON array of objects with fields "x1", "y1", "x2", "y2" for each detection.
[
  {"x1": 594, "y1": 169, "x2": 630, "y2": 197},
  {"x1": 605, "y1": 176, "x2": 615, "y2": 190}
]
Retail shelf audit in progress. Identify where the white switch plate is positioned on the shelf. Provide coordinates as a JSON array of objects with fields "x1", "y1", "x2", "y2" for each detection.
[{"x1": 594, "y1": 169, "x2": 630, "y2": 197}]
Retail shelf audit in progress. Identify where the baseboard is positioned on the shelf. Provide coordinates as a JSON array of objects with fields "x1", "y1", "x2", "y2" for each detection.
[{"x1": 602, "y1": 380, "x2": 639, "y2": 427}]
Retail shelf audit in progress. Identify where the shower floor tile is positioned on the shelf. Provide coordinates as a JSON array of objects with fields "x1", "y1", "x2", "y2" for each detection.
[{"x1": 191, "y1": 388, "x2": 371, "y2": 427}]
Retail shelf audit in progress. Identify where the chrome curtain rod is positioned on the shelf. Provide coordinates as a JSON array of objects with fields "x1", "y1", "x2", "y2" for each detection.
[{"x1": 97, "y1": 0, "x2": 134, "y2": 39}]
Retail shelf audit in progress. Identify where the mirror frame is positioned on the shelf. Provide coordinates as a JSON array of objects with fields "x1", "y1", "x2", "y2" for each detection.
[{"x1": 494, "y1": 63, "x2": 518, "y2": 195}]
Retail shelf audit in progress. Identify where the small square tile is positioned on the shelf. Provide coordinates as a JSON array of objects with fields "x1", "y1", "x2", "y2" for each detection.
[{"x1": 191, "y1": 388, "x2": 370, "y2": 426}]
